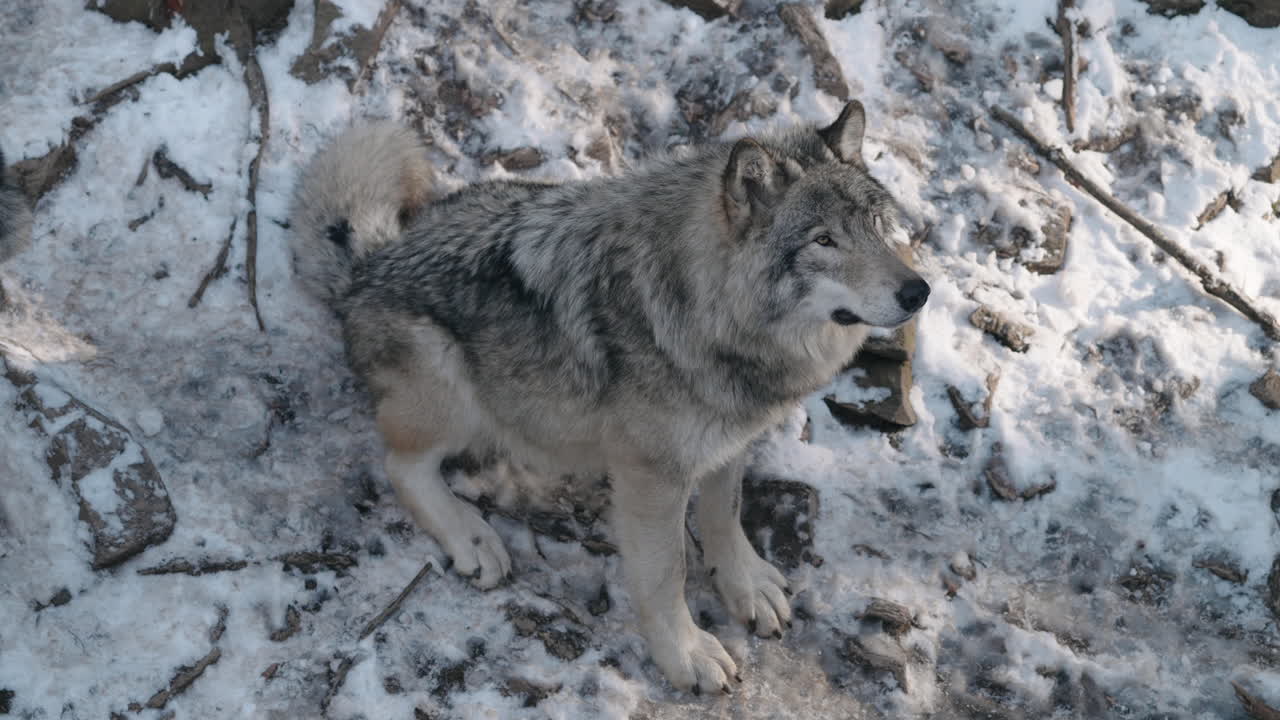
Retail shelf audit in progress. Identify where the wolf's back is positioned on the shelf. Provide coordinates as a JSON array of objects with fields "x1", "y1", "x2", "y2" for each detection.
[
  {"x1": 0, "y1": 150, "x2": 33, "y2": 263},
  {"x1": 289, "y1": 123, "x2": 434, "y2": 307}
]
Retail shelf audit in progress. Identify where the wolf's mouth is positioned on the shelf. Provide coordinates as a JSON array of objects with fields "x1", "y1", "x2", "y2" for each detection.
[{"x1": 831, "y1": 309, "x2": 861, "y2": 325}]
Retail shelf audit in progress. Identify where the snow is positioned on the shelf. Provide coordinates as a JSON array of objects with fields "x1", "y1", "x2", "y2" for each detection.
[{"x1": 2, "y1": 0, "x2": 1280, "y2": 717}]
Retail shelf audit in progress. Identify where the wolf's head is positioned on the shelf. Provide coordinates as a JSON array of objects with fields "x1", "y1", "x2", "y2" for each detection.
[{"x1": 721, "y1": 101, "x2": 928, "y2": 330}]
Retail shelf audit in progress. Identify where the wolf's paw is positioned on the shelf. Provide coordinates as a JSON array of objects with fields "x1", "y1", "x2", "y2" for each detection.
[
  {"x1": 709, "y1": 542, "x2": 791, "y2": 638},
  {"x1": 439, "y1": 505, "x2": 511, "y2": 589},
  {"x1": 647, "y1": 618, "x2": 739, "y2": 695}
]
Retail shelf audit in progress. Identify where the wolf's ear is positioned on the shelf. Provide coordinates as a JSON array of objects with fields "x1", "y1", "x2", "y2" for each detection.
[
  {"x1": 723, "y1": 138, "x2": 778, "y2": 215},
  {"x1": 820, "y1": 100, "x2": 866, "y2": 166}
]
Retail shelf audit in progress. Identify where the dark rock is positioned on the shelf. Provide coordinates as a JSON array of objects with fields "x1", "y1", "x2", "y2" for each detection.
[
  {"x1": 780, "y1": 4, "x2": 850, "y2": 101},
  {"x1": 1137, "y1": 0, "x2": 1206, "y2": 17},
  {"x1": 1250, "y1": 369, "x2": 1280, "y2": 410},
  {"x1": 658, "y1": 0, "x2": 741, "y2": 20},
  {"x1": 825, "y1": 358, "x2": 917, "y2": 430},
  {"x1": 0, "y1": 689, "x2": 12, "y2": 714},
  {"x1": 5, "y1": 365, "x2": 176, "y2": 570},
  {"x1": 970, "y1": 306, "x2": 1034, "y2": 353},
  {"x1": 740, "y1": 473, "x2": 819, "y2": 570},
  {"x1": 1219, "y1": 0, "x2": 1280, "y2": 27},
  {"x1": 825, "y1": 0, "x2": 866, "y2": 20}
]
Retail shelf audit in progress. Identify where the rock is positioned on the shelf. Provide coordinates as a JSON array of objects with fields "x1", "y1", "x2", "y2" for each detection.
[
  {"x1": 1254, "y1": 150, "x2": 1280, "y2": 184},
  {"x1": 1137, "y1": 0, "x2": 1206, "y2": 17},
  {"x1": 1251, "y1": 369, "x2": 1280, "y2": 410},
  {"x1": 780, "y1": 4, "x2": 850, "y2": 101},
  {"x1": 5, "y1": 362, "x2": 176, "y2": 570},
  {"x1": 825, "y1": 358, "x2": 917, "y2": 430},
  {"x1": 860, "y1": 321, "x2": 917, "y2": 363},
  {"x1": 658, "y1": 0, "x2": 741, "y2": 20},
  {"x1": 949, "y1": 552, "x2": 977, "y2": 581},
  {"x1": 740, "y1": 473, "x2": 820, "y2": 570},
  {"x1": 970, "y1": 306, "x2": 1034, "y2": 353},
  {"x1": 1219, "y1": 0, "x2": 1280, "y2": 27},
  {"x1": 825, "y1": 0, "x2": 866, "y2": 20}
]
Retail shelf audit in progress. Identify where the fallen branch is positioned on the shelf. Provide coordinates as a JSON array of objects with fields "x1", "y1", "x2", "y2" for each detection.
[
  {"x1": 153, "y1": 147, "x2": 212, "y2": 197},
  {"x1": 358, "y1": 561, "x2": 433, "y2": 641},
  {"x1": 1234, "y1": 681, "x2": 1280, "y2": 720},
  {"x1": 991, "y1": 105, "x2": 1280, "y2": 342},
  {"x1": 188, "y1": 216, "x2": 237, "y2": 308},
  {"x1": 138, "y1": 557, "x2": 249, "y2": 576},
  {"x1": 1055, "y1": 0, "x2": 1077, "y2": 133},
  {"x1": 322, "y1": 654, "x2": 356, "y2": 714},
  {"x1": 239, "y1": 8, "x2": 270, "y2": 332},
  {"x1": 83, "y1": 58, "x2": 216, "y2": 108},
  {"x1": 144, "y1": 647, "x2": 222, "y2": 710},
  {"x1": 351, "y1": 0, "x2": 404, "y2": 93}
]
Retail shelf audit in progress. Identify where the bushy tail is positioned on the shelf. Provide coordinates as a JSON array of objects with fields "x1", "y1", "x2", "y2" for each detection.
[
  {"x1": 0, "y1": 149, "x2": 34, "y2": 264},
  {"x1": 290, "y1": 123, "x2": 434, "y2": 306}
]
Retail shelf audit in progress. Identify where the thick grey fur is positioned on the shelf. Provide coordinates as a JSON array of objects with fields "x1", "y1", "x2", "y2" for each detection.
[
  {"x1": 290, "y1": 103, "x2": 928, "y2": 694},
  {"x1": 0, "y1": 150, "x2": 33, "y2": 263}
]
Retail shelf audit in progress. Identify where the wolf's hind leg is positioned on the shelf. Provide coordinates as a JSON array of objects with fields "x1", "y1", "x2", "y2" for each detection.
[
  {"x1": 696, "y1": 456, "x2": 792, "y2": 638},
  {"x1": 613, "y1": 473, "x2": 737, "y2": 693},
  {"x1": 385, "y1": 447, "x2": 511, "y2": 588}
]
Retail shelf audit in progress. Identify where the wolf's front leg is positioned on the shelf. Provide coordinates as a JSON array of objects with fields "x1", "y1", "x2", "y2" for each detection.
[
  {"x1": 696, "y1": 456, "x2": 792, "y2": 638},
  {"x1": 613, "y1": 475, "x2": 738, "y2": 694}
]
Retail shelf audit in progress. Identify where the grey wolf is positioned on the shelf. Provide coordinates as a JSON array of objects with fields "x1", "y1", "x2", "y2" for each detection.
[
  {"x1": 290, "y1": 102, "x2": 929, "y2": 694},
  {"x1": 0, "y1": 149, "x2": 33, "y2": 263}
]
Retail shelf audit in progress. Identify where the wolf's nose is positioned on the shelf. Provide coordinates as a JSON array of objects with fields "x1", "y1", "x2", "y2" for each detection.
[{"x1": 895, "y1": 278, "x2": 930, "y2": 313}]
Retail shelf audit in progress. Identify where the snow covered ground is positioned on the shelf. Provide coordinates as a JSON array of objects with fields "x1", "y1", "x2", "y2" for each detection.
[{"x1": 2, "y1": 0, "x2": 1280, "y2": 717}]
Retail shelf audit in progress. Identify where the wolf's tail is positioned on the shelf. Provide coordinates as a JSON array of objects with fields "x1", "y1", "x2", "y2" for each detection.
[
  {"x1": 290, "y1": 123, "x2": 434, "y2": 307},
  {"x1": 0, "y1": 149, "x2": 33, "y2": 263}
]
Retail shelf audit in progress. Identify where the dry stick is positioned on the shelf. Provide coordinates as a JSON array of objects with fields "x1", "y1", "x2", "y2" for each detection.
[
  {"x1": 189, "y1": 216, "x2": 237, "y2": 307},
  {"x1": 1234, "y1": 681, "x2": 1280, "y2": 720},
  {"x1": 990, "y1": 105, "x2": 1280, "y2": 342},
  {"x1": 1055, "y1": 0, "x2": 1077, "y2": 133},
  {"x1": 357, "y1": 561, "x2": 433, "y2": 641},
  {"x1": 242, "y1": 44, "x2": 269, "y2": 332}
]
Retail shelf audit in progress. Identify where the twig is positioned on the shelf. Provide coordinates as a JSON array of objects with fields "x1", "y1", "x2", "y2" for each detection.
[
  {"x1": 188, "y1": 216, "x2": 237, "y2": 308},
  {"x1": 991, "y1": 105, "x2": 1280, "y2": 342},
  {"x1": 1055, "y1": 0, "x2": 1077, "y2": 133},
  {"x1": 321, "y1": 654, "x2": 356, "y2": 714},
  {"x1": 1234, "y1": 681, "x2": 1280, "y2": 720},
  {"x1": 83, "y1": 59, "x2": 216, "y2": 107},
  {"x1": 241, "y1": 28, "x2": 270, "y2": 332},
  {"x1": 358, "y1": 561, "x2": 433, "y2": 641},
  {"x1": 138, "y1": 557, "x2": 249, "y2": 576},
  {"x1": 153, "y1": 147, "x2": 212, "y2": 197},
  {"x1": 145, "y1": 647, "x2": 222, "y2": 709}
]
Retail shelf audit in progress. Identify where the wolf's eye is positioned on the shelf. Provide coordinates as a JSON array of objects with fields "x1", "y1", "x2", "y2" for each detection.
[{"x1": 814, "y1": 234, "x2": 836, "y2": 248}]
